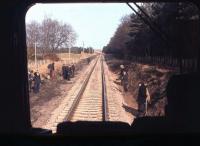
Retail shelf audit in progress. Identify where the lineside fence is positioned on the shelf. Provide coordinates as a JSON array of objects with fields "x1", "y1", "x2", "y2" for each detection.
[{"x1": 105, "y1": 54, "x2": 198, "y2": 73}]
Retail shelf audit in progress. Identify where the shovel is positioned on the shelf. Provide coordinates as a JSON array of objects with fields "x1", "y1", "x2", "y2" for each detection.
[{"x1": 145, "y1": 99, "x2": 148, "y2": 116}]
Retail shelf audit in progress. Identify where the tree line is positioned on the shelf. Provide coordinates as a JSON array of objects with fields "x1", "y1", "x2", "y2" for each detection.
[
  {"x1": 56, "y1": 47, "x2": 95, "y2": 54},
  {"x1": 103, "y1": 2, "x2": 200, "y2": 73}
]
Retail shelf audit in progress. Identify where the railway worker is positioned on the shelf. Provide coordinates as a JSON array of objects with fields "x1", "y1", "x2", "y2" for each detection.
[
  {"x1": 50, "y1": 62, "x2": 55, "y2": 79},
  {"x1": 48, "y1": 62, "x2": 55, "y2": 79},
  {"x1": 71, "y1": 64, "x2": 75, "y2": 78},
  {"x1": 69, "y1": 65, "x2": 73, "y2": 78},
  {"x1": 47, "y1": 63, "x2": 51, "y2": 76},
  {"x1": 118, "y1": 64, "x2": 125, "y2": 83},
  {"x1": 68, "y1": 65, "x2": 71, "y2": 78},
  {"x1": 51, "y1": 62, "x2": 55, "y2": 78},
  {"x1": 33, "y1": 72, "x2": 41, "y2": 93},
  {"x1": 121, "y1": 71, "x2": 129, "y2": 92},
  {"x1": 28, "y1": 70, "x2": 34, "y2": 92},
  {"x1": 62, "y1": 64, "x2": 66, "y2": 79},
  {"x1": 62, "y1": 64, "x2": 69, "y2": 80},
  {"x1": 66, "y1": 65, "x2": 70, "y2": 81},
  {"x1": 87, "y1": 58, "x2": 90, "y2": 64},
  {"x1": 137, "y1": 82, "x2": 151, "y2": 117}
]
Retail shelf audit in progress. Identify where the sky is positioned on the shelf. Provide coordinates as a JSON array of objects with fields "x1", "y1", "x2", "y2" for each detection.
[{"x1": 26, "y1": 3, "x2": 134, "y2": 49}]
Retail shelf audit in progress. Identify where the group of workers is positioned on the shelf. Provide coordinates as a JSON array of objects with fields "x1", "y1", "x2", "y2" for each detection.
[
  {"x1": 28, "y1": 62, "x2": 76, "y2": 94},
  {"x1": 28, "y1": 60, "x2": 149, "y2": 117},
  {"x1": 62, "y1": 64, "x2": 75, "y2": 80},
  {"x1": 28, "y1": 56, "x2": 92, "y2": 94},
  {"x1": 28, "y1": 70, "x2": 41, "y2": 94},
  {"x1": 119, "y1": 64, "x2": 151, "y2": 117}
]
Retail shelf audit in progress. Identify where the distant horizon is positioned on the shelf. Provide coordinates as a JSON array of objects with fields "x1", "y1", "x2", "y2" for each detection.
[{"x1": 26, "y1": 3, "x2": 135, "y2": 50}]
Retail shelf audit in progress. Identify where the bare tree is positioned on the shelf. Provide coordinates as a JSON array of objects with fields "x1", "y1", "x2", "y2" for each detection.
[
  {"x1": 26, "y1": 17, "x2": 77, "y2": 58},
  {"x1": 26, "y1": 20, "x2": 40, "y2": 48},
  {"x1": 40, "y1": 17, "x2": 77, "y2": 53},
  {"x1": 26, "y1": 21, "x2": 40, "y2": 59}
]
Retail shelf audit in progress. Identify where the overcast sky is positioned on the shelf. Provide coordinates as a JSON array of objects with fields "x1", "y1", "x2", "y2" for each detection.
[{"x1": 26, "y1": 3, "x2": 134, "y2": 49}]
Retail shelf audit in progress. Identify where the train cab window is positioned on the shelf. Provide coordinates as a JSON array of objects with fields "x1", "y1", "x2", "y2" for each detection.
[{"x1": 25, "y1": 2, "x2": 200, "y2": 134}]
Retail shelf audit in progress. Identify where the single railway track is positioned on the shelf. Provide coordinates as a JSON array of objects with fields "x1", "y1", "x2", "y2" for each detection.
[
  {"x1": 65, "y1": 55, "x2": 108, "y2": 121},
  {"x1": 101, "y1": 55, "x2": 108, "y2": 121}
]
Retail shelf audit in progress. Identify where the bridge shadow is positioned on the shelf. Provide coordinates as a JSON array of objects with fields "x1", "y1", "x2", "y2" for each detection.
[{"x1": 122, "y1": 103, "x2": 139, "y2": 117}]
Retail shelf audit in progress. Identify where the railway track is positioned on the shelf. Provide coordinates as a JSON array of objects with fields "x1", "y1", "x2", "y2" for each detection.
[
  {"x1": 65, "y1": 55, "x2": 108, "y2": 121},
  {"x1": 44, "y1": 54, "x2": 131, "y2": 133}
]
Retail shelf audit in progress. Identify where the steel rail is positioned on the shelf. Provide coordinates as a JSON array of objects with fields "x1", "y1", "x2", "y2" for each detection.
[
  {"x1": 65, "y1": 56, "x2": 100, "y2": 121},
  {"x1": 101, "y1": 55, "x2": 108, "y2": 121}
]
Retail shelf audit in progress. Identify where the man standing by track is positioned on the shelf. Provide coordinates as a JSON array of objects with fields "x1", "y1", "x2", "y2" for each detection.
[
  {"x1": 137, "y1": 82, "x2": 151, "y2": 117},
  {"x1": 71, "y1": 64, "x2": 75, "y2": 78},
  {"x1": 48, "y1": 62, "x2": 55, "y2": 79},
  {"x1": 121, "y1": 71, "x2": 129, "y2": 92},
  {"x1": 62, "y1": 64, "x2": 66, "y2": 79},
  {"x1": 28, "y1": 70, "x2": 34, "y2": 92},
  {"x1": 33, "y1": 72, "x2": 41, "y2": 93}
]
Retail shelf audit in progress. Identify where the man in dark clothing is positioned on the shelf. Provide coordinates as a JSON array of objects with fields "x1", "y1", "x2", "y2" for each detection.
[
  {"x1": 50, "y1": 62, "x2": 55, "y2": 79},
  {"x1": 121, "y1": 71, "x2": 128, "y2": 92},
  {"x1": 137, "y1": 83, "x2": 147, "y2": 117},
  {"x1": 47, "y1": 63, "x2": 51, "y2": 70},
  {"x1": 66, "y1": 66, "x2": 70, "y2": 81},
  {"x1": 69, "y1": 66, "x2": 73, "y2": 78},
  {"x1": 48, "y1": 62, "x2": 55, "y2": 79},
  {"x1": 33, "y1": 72, "x2": 41, "y2": 93},
  {"x1": 71, "y1": 64, "x2": 75, "y2": 78},
  {"x1": 62, "y1": 64, "x2": 69, "y2": 80},
  {"x1": 62, "y1": 64, "x2": 66, "y2": 79},
  {"x1": 28, "y1": 70, "x2": 34, "y2": 92},
  {"x1": 52, "y1": 62, "x2": 55, "y2": 71},
  {"x1": 118, "y1": 65, "x2": 125, "y2": 82},
  {"x1": 137, "y1": 82, "x2": 151, "y2": 117},
  {"x1": 87, "y1": 58, "x2": 90, "y2": 64},
  {"x1": 47, "y1": 63, "x2": 52, "y2": 78}
]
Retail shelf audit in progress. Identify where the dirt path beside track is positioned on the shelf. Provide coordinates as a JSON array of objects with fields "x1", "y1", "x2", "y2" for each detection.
[{"x1": 30, "y1": 58, "x2": 96, "y2": 128}]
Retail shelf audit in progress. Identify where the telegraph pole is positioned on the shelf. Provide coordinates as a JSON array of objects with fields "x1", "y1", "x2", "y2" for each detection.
[
  {"x1": 68, "y1": 47, "x2": 71, "y2": 64},
  {"x1": 82, "y1": 41, "x2": 85, "y2": 59},
  {"x1": 34, "y1": 42, "x2": 38, "y2": 71}
]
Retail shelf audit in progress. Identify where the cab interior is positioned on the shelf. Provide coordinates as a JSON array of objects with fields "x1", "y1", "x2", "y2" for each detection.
[{"x1": 0, "y1": 0, "x2": 200, "y2": 144}]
